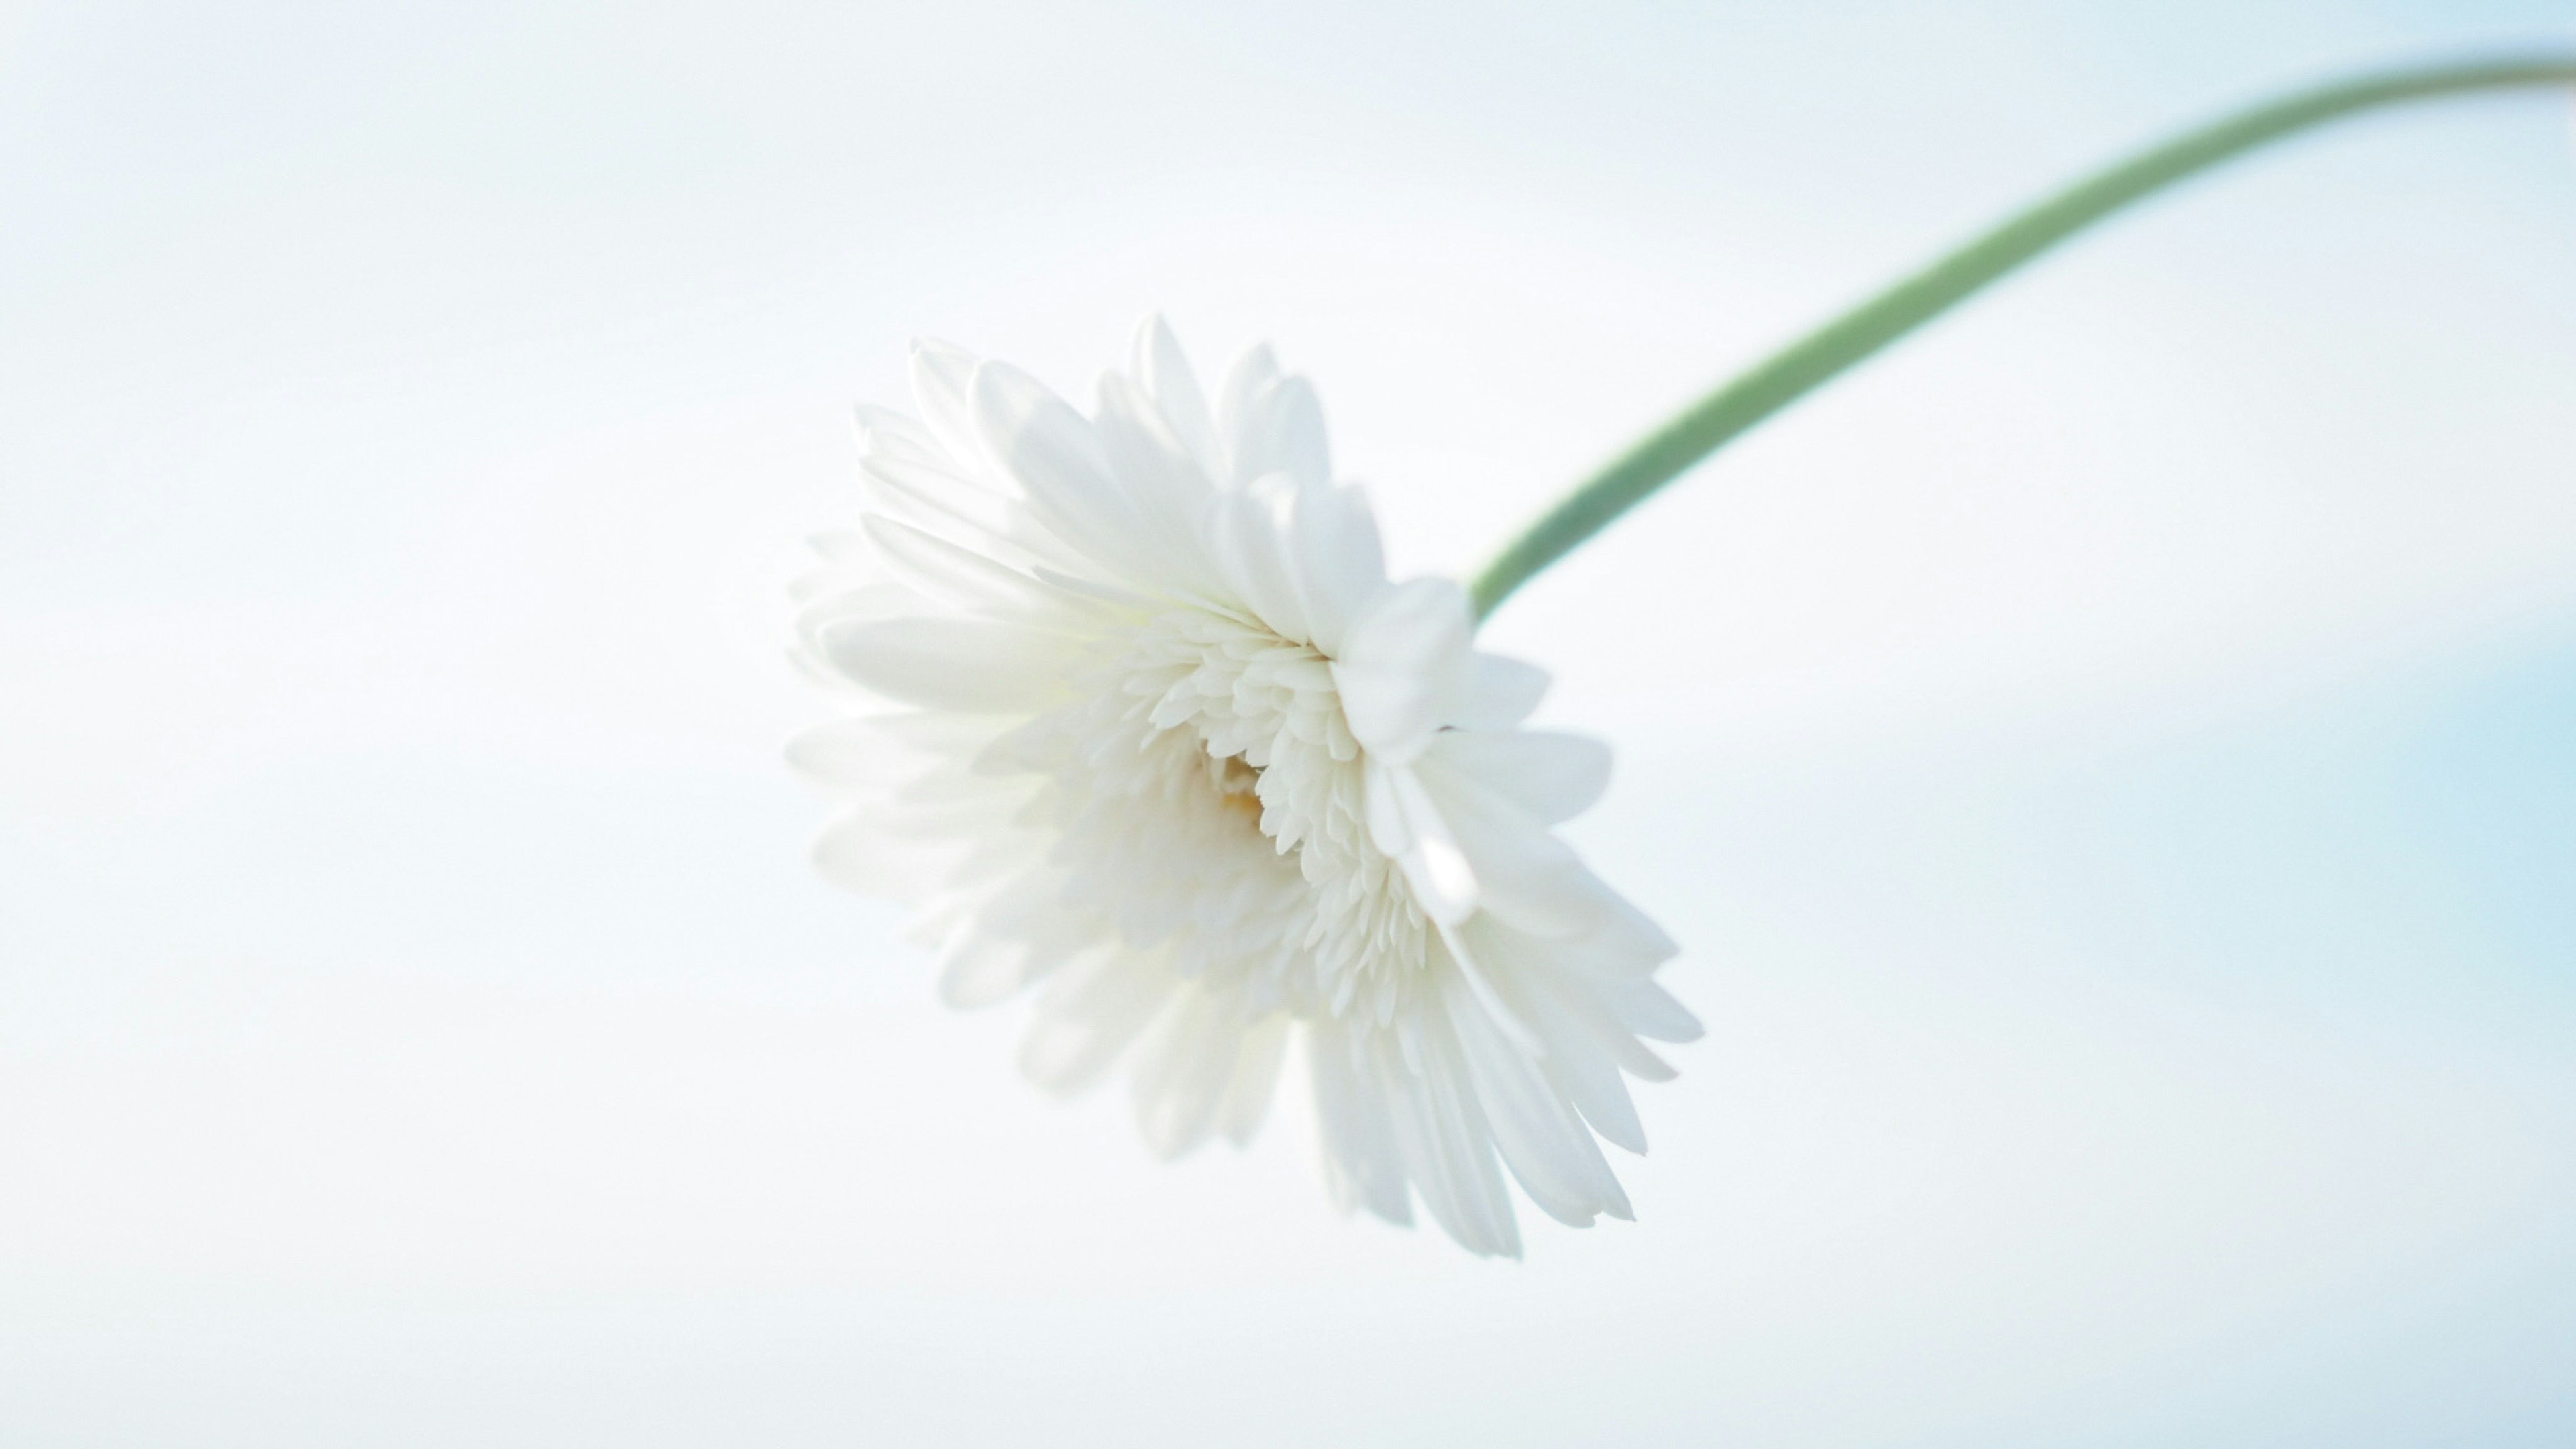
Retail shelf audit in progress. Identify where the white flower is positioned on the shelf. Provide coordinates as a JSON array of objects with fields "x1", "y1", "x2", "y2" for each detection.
[{"x1": 788, "y1": 319, "x2": 1700, "y2": 1256}]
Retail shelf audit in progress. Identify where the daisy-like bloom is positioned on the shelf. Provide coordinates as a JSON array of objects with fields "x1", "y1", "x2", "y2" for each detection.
[{"x1": 789, "y1": 320, "x2": 1699, "y2": 1256}]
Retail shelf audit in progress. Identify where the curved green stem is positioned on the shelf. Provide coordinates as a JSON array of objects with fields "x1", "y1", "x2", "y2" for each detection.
[{"x1": 1469, "y1": 51, "x2": 2576, "y2": 620}]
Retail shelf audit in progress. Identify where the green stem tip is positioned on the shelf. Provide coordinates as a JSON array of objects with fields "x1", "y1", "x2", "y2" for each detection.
[{"x1": 1468, "y1": 51, "x2": 2576, "y2": 621}]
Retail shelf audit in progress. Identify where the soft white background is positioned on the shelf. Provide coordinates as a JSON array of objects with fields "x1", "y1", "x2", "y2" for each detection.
[{"x1": 5, "y1": 2, "x2": 2575, "y2": 1444}]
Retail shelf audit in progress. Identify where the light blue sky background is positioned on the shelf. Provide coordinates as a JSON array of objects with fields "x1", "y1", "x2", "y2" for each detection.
[{"x1": 4, "y1": 2, "x2": 2574, "y2": 1444}]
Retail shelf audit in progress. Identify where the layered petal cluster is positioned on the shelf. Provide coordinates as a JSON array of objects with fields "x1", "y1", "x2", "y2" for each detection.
[{"x1": 790, "y1": 320, "x2": 1699, "y2": 1256}]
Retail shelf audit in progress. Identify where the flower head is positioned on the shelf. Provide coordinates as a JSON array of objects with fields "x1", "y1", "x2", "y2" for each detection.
[{"x1": 790, "y1": 319, "x2": 1699, "y2": 1256}]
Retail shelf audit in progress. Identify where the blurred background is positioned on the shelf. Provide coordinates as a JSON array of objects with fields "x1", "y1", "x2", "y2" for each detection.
[{"x1": 4, "y1": 1, "x2": 2575, "y2": 1444}]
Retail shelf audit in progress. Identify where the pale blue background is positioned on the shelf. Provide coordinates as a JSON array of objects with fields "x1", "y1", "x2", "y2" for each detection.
[{"x1": 3, "y1": 2, "x2": 2575, "y2": 1444}]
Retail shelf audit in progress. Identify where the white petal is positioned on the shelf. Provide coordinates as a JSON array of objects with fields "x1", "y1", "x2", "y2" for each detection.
[
  {"x1": 1463, "y1": 912, "x2": 1658, "y2": 1150},
  {"x1": 1130, "y1": 984, "x2": 1247, "y2": 1157},
  {"x1": 812, "y1": 808, "x2": 955, "y2": 903},
  {"x1": 1093, "y1": 371, "x2": 1220, "y2": 586},
  {"x1": 1434, "y1": 917, "x2": 1546, "y2": 1057},
  {"x1": 1364, "y1": 759, "x2": 1478, "y2": 925},
  {"x1": 1205, "y1": 475, "x2": 1312, "y2": 643},
  {"x1": 1308, "y1": 1020, "x2": 1412, "y2": 1225},
  {"x1": 1559, "y1": 892, "x2": 1684, "y2": 975},
  {"x1": 1442, "y1": 968, "x2": 1631, "y2": 1226},
  {"x1": 1474, "y1": 920, "x2": 1686, "y2": 1083},
  {"x1": 938, "y1": 925, "x2": 1042, "y2": 1008},
  {"x1": 853, "y1": 403, "x2": 955, "y2": 470},
  {"x1": 971, "y1": 362, "x2": 1119, "y2": 494},
  {"x1": 794, "y1": 582, "x2": 927, "y2": 663},
  {"x1": 784, "y1": 715, "x2": 954, "y2": 794},
  {"x1": 936, "y1": 867, "x2": 1099, "y2": 1008},
  {"x1": 1214, "y1": 345, "x2": 1283, "y2": 487},
  {"x1": 861, "y1": 515, "x2": 1093, "y2": 622},
  {"x1": 861, "y1": 452, "x2": 1020, "y2": 551},
  {"x1": 1217, "y1": 1014, "x2": 1289, "y2": 1146},
  {"x1": 1458, "y1": 652, "x2": 1550, "y2": 729},
  {"x1": 926, "y1": 825, "x2": 1054, "y2": 902},
  {"x1": 1283, "y1": 482, "x2": 1387, "y2": 658},
  {"x1": 1415, "y1": 760, "x2": 1616, "y2": 937},
  {"x1": 971, "y1": 360, "x2": 1161, "y2": 583},
  {"x1": 1018, "y1": 951, "x2": 1171, "y2": 1095},
  {"x1": 1423, "y1": 729, "x2": 1611, "y2": 824},
  {"x1": 1595, "y1": 975, "x2": 1704, "y2": 1044},
  {"x1": 819, "y1": 615, "x2": 1075, "y2": 713},
  {"x1": 1373, "y1": 1017, "x2": 1520, "y2": 1258},
  {"x1": 908, "y1": 337, "x2": 990, "y2": 471},
  {"x1": 1544, "y1": 904, "x2": 1701, "y2": 1042},
  {"x1": 1228, "y1": 372, "x2": 1331, "y2": 492},
  {"x1": 1332, "y1": 578, "x2": 1475, "y2": 763},
  {"x1": 1477, "y1": 932, "x2": 1650, "y2": 1152},
  {"x1": 1129, "y1": 315, "x2": 1223, "y2": 481}
]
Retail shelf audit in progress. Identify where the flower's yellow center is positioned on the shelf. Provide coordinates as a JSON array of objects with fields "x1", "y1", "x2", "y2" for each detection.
[
  {"x1": 1028, "y1": 604, "x2": 1419, "y2": 1022},
  {"x1": 1208, "y1": 752, "x2": 1265, "y2": 826}
]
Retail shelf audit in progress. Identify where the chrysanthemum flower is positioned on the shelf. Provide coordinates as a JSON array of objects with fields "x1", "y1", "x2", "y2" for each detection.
[{"x1": 789, "y1": 319, "x2": 1699, "y2": 1256}]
